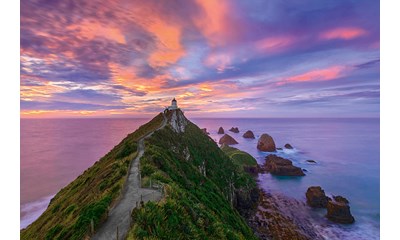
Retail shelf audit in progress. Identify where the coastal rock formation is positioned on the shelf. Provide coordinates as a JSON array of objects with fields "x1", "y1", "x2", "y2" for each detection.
[
  {"x1": 284, "y1": 143, "x2": 293, "y2": 149},
  {"x1": 243, "y1": 130, "x2": 255, "y2": 139},
  {"x1": 167, "y1": 109, "x2": 188, "y2": 133},
  {"x1": 229, "y1": 127, "x2": 240, "y2": 133},
  {"x1": 248, "y1": 191, "x2": 323, "y2": 240},
  {"x1": 306, "y1": 186, "x2": 329, "y2": 208},
  {"x1": 262, "y1": 155, "x2": 305, "y2": 176},
  {"x1": 333, "y1": 195, "x2": 349, "y2": 204},
  {"x1": 306, "y1": 160, "x2": 317, "y2": 163},
  {"x1": 326, "y1": 196, "x2": 355, "y2": 224},
  {"x1": 257, "y1": 133, "x2": 276, "y2": 152},
  {"x1": 276, "y1": 147, "x2": 283, "y2": 150},
  {"x1": 219, "y1": 134, "x2": 239, "y2": 145},
  {"x1": 218, "y1": 127, "x2": 224, "y2": 134},
  {"x1": 201, "y1": 128, "x2": 210, "y2": 135}
]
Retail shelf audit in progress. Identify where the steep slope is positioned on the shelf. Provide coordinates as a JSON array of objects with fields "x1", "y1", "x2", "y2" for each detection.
[
  {"x1": 21, "y1": 114, "x2": 164, "y2": 240},
  {"x1": 127, "y1": 109, "x2": 258, "y2": 239},
  {"x1": 21, "y1": 109, "x2": 259, "y2": 239},
  {"x1": 221, "y1": 145, "x2": 258, "y2": 172}
]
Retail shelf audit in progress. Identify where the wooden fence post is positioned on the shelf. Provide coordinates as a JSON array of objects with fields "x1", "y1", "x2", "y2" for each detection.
[{"x1": 90, "y1": 219, "x2": 94, "y2": 235}]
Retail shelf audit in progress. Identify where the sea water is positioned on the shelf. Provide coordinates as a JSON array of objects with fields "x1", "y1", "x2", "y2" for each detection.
[{"x1": 21, "y1": 118, "x2": 379, "y2": 239}]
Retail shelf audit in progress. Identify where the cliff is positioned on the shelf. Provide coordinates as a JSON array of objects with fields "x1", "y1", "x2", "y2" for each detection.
[
  {"x1": 127, "y1": 109, "x2": 257, "y2": 239},
  {"x1": 21, "y1": 109, "x2": 258, "y2": 239}
]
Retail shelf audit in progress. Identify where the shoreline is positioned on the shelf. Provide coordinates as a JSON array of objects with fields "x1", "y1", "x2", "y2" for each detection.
[
  {"x1": 245, "y1": 185, "x2": 323, "y2": 240},
  {"x1": 20, "y1": 195, "x2": 54, "y2": 230}
]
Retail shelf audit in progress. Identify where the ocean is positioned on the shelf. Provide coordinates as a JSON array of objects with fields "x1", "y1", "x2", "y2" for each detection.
[{"x1": 20, "y1": 118, "x2": 380, "y2": 239}]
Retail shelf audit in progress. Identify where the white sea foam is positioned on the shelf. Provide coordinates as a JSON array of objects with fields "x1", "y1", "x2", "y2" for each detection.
[
  {"x1": 313, "y1": 220, "x2": 380, "y2": 240},
  {"x1": 20, "y1": 195, "x2": 54, "y2": 229}
]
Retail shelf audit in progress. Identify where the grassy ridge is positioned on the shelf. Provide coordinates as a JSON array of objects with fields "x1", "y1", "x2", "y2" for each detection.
[
  {"x1": 221, "y1": 145, "x2": 258, "y2": 171},
  {"x1": 127, "y1": 120, "x2": 258, "y2": 239},
  {"x1": 21, "y1": 113, "x2": 164, "y2": 240}
]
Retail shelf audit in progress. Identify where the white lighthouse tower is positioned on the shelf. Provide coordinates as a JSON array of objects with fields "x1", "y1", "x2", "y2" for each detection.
[{"x1": 167, "y1": 98, "x2": 178, "y2": 110}]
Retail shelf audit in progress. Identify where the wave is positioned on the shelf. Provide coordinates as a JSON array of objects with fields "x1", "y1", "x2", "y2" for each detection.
[{"x1": 20, "y1": 195, "x2": 54, "y2": 230}]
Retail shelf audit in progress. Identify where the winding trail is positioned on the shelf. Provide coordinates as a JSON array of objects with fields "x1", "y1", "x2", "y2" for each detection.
[{"x1": 92, "y1": 113, "x2": 167, "y2": 240}]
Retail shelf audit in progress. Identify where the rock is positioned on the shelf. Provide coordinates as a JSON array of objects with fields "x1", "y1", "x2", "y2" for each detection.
[
  {"x1": 306, "y1": 186, "x2": 329, "y2": 208},
  {"x1": 306, "y1": 160, "x2": 317, "y2": 163},
  {"x1": 333, "y1": 195, "x2": 349, "y2": 204},
  {"x1": 326, "y1": 196, "x2": 355, "y2": 224},
  {"x1": 229, "y1": 127, "x2": 239, "y2": 133},
  {"x1": 284, "y1": 143, "x2": 293, "y2": 149},
  {"x1": 219, "y1": 134, "x2": 238, "y2": 145},
  {"x1": 248, "y1": 191, "x2": 322, "y2": 239},
  {"x1": 201, "y1": 128, "x2": 210, "y2": 135},
  {"x1": 276, "y1": 147, "x2": 283, "y2": 150},
  {"x1": 218, "y1": 127, "x2": 224, "y2": 134},
  {"x1": 302, "y1": 169, "x2": 308, "y2": 172},
  {"x1": 168, "y1": 109, "x2": 188, "y2": 133},
  {"x1": 263, "y1": 154, "x2": 305, "y2": 176},
  {"x1": 243, "y1": 130, "x2": 255, "y2": 139},
  {"x1": 257, "y1": 134, "x2": 276, "y2": 152}
]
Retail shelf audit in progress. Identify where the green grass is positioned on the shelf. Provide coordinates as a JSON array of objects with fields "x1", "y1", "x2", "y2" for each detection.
[
  {"x1": 21, "y1": 111, "x2": 258, "y2": 239},
  {"x1": 21, "y1": 113, "x2": 164, "y2": 240},
  {"x1": 221, "y1": 145, "x2": 258, "y2": 171},
  {"x1": 128, "y1": 113, "x2": 258, "y2": 240}
]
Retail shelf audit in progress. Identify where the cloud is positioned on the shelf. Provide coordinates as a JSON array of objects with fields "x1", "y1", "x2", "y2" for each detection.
[
  {"x1": 53, "y1": 89, "x2": 122, "y2": 105},
  {"x1": 20, "y1": 0, "x2": 380, "y2": 117},
  {"x1": 354, "y1": 59, "x2": 380, "y2": 69},
  {"x1": 21, "y1": 100, "x2": 127, "y2": 111},
  {"x1": 320, "y1": 27, "x2": 367, "y2": 40},
  {"x1": 285, "y1": 66, "x2": 345, "y2": 83},
  {"x1": 255, "y1": 36, "x2": 295, "y2": 53}
]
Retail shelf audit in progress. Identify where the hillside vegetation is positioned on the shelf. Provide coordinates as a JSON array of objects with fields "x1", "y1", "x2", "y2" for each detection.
[
  {"x1": 21, "y1": 114, "x2": 164, "y2": 240},
  {"x1": 221, "y1": 145, "x2": 258, "y2": 171},
  {"x1": 127, "y1": 111, "x2": 258, "y2": 239},
  {"x1": 22, "y1": 110, "x2": 259, "y2": 239}
]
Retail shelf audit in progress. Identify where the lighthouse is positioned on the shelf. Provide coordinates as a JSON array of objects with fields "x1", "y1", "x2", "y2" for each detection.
[{"x1": 167, "y1": 98, "x2": 178, "y2": 110}]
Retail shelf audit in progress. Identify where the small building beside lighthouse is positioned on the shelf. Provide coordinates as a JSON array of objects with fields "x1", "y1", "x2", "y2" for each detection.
[{"x1": 167, "y1": 98, "x2": 178, "y2": 110}]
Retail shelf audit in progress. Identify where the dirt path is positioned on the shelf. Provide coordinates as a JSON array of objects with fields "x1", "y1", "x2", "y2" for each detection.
[{"x1": 92, "y1": 113, "x2": 167, "y2": 240}]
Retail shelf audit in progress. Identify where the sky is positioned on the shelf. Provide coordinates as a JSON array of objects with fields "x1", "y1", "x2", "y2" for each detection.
[{"x1": 20, "y1": 0, "x2": 380, "y2": 118}]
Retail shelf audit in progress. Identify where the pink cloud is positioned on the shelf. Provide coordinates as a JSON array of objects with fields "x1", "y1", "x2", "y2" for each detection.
[
  {"x1": 320, "y1": 27, "x2": 367, "y2": 40},
  {"x1": 285, "y1": 66, "x2": 345, "y2": 83},
  {"x1": 204, "y1": 52, "x2": 234, "y2": 73},
  {"x1": 255, "y1": 36, "x2": 295, "y2": 53}
]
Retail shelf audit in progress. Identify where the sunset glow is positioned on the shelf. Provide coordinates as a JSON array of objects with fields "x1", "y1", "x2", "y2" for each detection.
[{"x1": 21, "y1": 0, "x2": 379, "y2": 118}]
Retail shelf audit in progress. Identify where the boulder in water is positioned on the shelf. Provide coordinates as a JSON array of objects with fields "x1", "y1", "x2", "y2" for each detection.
[
  {"x1": 326, "y1": 196, "x2": 355, "y2": 224},
  {"x1": 219, "y1": 134, "x2": 238, "y2": 145},
  {"x1": 229, "y1": 127, "x2": 239, "y2": 133},
  {"x1": 284, "y1": 143, "x2": 293, "y2": 149},
  {"x1": 306, "y1": 160, "x2": 317, "y2": 164},
  {"x1": 262, "y1": 154, "x2": 305, "y2": 176},
  {"x1": 257, "y1": 134, "x2": 276, "y2": 152},
  {"x1": 243, "y1": 130, "x2": 255, "y2": 139},
  {"x1": 218, "y1": 127, "x2": 224, "y2": 134},
  {"x1": 306, "y1": 186, "x2": 329, "y2": 208}
]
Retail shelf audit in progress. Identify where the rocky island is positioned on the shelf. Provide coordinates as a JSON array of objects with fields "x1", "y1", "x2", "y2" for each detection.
[
  {"x1": 257, "y1": 133, "x2": 276, "y2": 152},
  {"x1": 262, "y1": 154, "x2": 305, "y2": 176}
]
